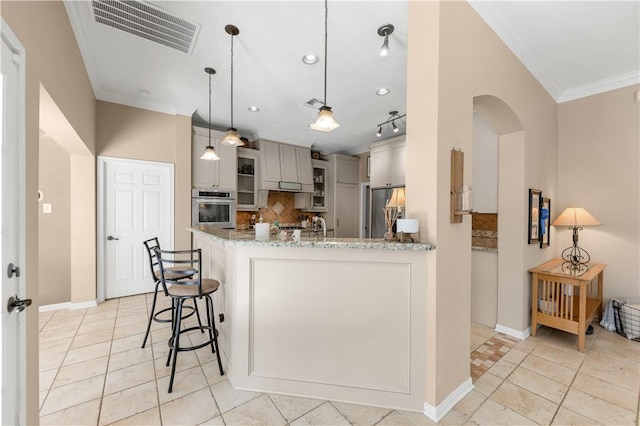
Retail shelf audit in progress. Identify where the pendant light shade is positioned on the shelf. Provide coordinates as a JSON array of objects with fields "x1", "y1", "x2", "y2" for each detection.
[
  {"x1": 223, "y1": 25, "x2": 245, "y2": 147},
  {"x1": 310, "y1": 106, "x2": 340, "y2": 132},
  {"x1": 201, "y1": 144, "x2": 220, "y2": 160},
  {"x1": 201, "y1": 67, "x2": 220, "y2": 161},
  {"x1": 310, "y1": 0, "x2": 339, "y2": 132}
]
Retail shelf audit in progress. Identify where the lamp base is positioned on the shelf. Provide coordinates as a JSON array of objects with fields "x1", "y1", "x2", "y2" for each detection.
[{"x1": 560, "y1": 243, "x2": 591, "y2": 276}]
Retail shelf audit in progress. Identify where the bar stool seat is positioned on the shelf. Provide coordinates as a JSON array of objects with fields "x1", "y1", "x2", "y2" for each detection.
[{"x1": 155, "y1": 247, "x2": 225, "y2": 393}]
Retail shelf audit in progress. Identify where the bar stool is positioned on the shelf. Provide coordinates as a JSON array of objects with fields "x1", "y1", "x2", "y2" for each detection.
[
  {"x1": 141, "y1": 238, "x2": 202, "y2": 348},
  {"x1": 154, "y1": 247, "x2": 225, "y2": 393}
]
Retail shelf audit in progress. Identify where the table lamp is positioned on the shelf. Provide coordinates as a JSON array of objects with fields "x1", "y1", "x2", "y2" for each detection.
[
  {"x1": 384, "y1": 187, "x2": 405, "y2": 240},
  {"x1": 551, "y1": 207, "x2": 602, "y2": 275}
]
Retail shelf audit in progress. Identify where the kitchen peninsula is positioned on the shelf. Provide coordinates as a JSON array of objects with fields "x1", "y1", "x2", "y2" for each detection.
[{"x1": 190, "y1": 226, "x2": 434, "y2": 411}]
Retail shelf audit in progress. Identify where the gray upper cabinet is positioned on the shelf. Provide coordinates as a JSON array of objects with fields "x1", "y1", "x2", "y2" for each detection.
[
  {"x1": 369, "y1": 137, "x2": 405, "y2": 188},
  {"x1": 193, "y1": 126, "x2": 237, "y2": 190}
]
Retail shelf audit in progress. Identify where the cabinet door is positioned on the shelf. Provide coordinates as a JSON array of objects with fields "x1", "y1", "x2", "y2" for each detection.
[
  {"x1": 389, "y1": 142, "x2": 406, "y2": 186},
  {"x1": 193, "y1": 133, "x2": 220, "y2": 188},
  {"x1": 218, "y1": 142, "x2": 237, "y2": 190},
  {"x1": 237, "y1": 149, "x2": 259, "y2": 210},
  {"x1": 295, "y1": 147, "x2": 314, "y2": 185},
  {"x1": 279, "y1": 144, "x2": 299, "y2": 182},
  {"x1": 336, "y1": 157, "x2": 358, "y2": 184},
  {"x1": 260, "y1": 140, "x2": 282, "y2": 184},
  {"x1": 369, "y1": 146, "x2": 390, "y2": 187},
  {"x1": 335, "y1": 183, "x2": 358, "y2": 237}
]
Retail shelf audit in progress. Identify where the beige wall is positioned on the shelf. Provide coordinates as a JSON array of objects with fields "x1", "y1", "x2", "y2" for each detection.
[
  {"x1": 2, "y1": 1, "x2": 97, "y2": 422},
  {"x1": 407, "y1": 1, "x2": 558, "y2": 407},
  {"x1": 558, "y1": 85, "x2": 640, "y2": 300},
  {"x1": 38, "y1": 136, "x2": 71, "y2": 305},
  {"x1": 96, "y1": 101, "x2": 193, "y2": 249}
]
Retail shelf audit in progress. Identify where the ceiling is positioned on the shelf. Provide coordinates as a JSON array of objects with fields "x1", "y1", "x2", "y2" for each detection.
[{"x1": 64, "y1": 1, "x2": 639, "y2": 155}]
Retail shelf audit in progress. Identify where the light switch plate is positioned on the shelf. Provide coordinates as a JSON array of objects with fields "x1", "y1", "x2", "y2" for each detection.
[{"x1": 43, "y1": 203, "x2": 52, "y2": 214}]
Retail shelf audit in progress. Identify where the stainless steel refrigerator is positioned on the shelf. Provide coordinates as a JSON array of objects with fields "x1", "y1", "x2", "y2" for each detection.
[{"x1": 368, "y1": 187, "x2": 404, "y2": 238}]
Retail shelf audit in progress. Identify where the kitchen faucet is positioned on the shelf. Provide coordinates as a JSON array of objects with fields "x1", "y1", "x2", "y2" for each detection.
[{"x1": 312, "y1": 216, "x2": 326, "y2": 238}]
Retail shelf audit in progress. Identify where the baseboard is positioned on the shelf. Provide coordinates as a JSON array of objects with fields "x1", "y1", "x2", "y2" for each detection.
[
  {"x1": 39, "y1": 302, "x2": 71, "y2": 312},
  {"x1": 423, "y1": 378, "x2": 473, "y2": 422},
  {"x1": 495, "y1": 324, "x2": 530, "y2": 340},
  {"x1": 39, "y1": 300, "x2": 98, "y2": 312}
]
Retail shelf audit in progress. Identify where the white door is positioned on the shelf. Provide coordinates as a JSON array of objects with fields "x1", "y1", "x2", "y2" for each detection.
[
  {"x1": 99, "y1": 157, "x2": 174, "y2": 299},
  {"x1": 1, "y1": 22, "x2": 27, "y2": 425}
]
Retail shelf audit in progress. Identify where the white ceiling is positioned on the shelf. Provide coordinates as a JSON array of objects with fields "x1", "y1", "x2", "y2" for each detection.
[{"x1": 64, "y1": 1, "x2": 639, "y2": 155}]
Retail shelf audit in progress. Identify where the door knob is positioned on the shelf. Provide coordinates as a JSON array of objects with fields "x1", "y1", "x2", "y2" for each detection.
[
  {"x1": 7, "y1": 296, "x2": 31, "y2": 313},
  {"x1": 107, "y1": 236, "x2": 119, "y2": 241},
  {"x1": 7, "y1": 263, "x2": 20, "y2": 278}
]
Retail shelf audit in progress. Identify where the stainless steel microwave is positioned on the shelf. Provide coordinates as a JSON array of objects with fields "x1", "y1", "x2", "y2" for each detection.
[{"x1": 191, "y1": 189, "x2": 236, "y2": 228}]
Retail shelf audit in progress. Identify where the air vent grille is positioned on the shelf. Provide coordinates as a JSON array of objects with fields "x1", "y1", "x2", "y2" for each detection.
[
  {"x1": 91, "y1": 0, "x2": 200, "y2": 54},
  {"x1": 303, "y1": 98, "x2": 325, "y2": 110}
]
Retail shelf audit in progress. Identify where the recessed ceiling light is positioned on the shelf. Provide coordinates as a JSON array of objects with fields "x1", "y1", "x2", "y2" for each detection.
[
  {"x1": 248, "y1": 106, "x2": 260, "y2": 112},
  {"x1": 302, "y1": 54, "x2": 318, "y2": 65},
  {"x1": 376, "y1": 88, "x2": 390, "y2": 96}
]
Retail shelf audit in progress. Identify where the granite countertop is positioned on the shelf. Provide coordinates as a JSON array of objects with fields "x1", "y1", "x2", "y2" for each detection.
[{"x1": 190, "y1": 226, "x2": 435, "y2": 251}]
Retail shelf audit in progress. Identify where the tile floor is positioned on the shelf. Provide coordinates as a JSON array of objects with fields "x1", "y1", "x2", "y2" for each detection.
[{"x1": 39, "y1": 294, "x2": 640, "y2": 425}]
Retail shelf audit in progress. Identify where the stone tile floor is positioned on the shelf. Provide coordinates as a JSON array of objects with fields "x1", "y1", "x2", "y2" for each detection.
[{"x1": 39, "y1": 294, "x2": 640, "y2": 425}]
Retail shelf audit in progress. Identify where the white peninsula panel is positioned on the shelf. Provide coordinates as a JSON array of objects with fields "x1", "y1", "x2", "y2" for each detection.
[{"x1": 250, "y1": 258, "x2": 410, "y2": 393}]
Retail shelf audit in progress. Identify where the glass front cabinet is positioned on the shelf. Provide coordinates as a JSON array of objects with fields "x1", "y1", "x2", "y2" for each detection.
[
  {"x1": 237, "y1": 148, "x2": 259, "y2": 210},
  {"x1": 295, "y1": 159, "x2": 328, "y2": 212}
]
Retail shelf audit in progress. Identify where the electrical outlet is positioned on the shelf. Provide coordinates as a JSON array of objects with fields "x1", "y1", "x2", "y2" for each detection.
[{"x1": 43, "y1": 203, "x2": 52, "y2": 214}]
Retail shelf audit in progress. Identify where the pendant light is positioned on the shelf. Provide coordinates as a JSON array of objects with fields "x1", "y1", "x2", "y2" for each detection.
[
  {"x1": 310, "y1": 0, "x2": 340, "y2": 132},
  {"x1": 221, "y1": 24, "x2": 245, "y2": 146},
  {"x1": 377, "y1": 24, "x2": 394, "y2": 57},
  {"x1": 201, "y1": 67, "x2": 220, "y2": 161}
]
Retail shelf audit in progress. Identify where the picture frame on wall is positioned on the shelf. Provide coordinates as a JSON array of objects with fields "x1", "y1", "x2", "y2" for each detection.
[
  {"x1": 540, "y1": 197, "x2": 551, "y2": 248},
  {"x1": 528, "y1": 188, "x2": 542, "y2": 244}
]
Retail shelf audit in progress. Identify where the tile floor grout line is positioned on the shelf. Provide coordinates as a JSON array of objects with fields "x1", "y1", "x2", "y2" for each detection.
[
  {"x1": 39, "y1": 307, "x2": 89, "y2": 418},
  {"x1": 95, "y1": 300, "x2": 119, "y2": 426}
]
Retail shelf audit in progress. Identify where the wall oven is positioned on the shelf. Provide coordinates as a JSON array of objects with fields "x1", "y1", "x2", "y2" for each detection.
[{"x1": 192, "y1": 189, "x2": 236, "y2": 228}]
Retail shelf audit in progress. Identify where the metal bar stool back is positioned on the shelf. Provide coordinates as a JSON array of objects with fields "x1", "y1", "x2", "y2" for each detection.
[{"x1": 154, "y1": 247, "x2": 225, "y2": 392}]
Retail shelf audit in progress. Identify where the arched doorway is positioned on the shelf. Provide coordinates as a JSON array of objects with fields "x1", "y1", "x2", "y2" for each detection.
[{"x1": 472, "y1": 95, "x2": 527, "y2": 338}]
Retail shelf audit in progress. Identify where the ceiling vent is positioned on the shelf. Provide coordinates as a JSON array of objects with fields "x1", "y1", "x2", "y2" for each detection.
[
  {"x1": 90, "y1": 0, "x2": 200, "y2": 54},
  {"x1": 303, "y1": 98, "x2": 325, "y2": 110}
]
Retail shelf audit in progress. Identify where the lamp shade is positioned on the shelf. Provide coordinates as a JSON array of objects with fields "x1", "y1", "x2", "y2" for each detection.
[
  {"x1": 200, "y1": 145, "x2": 220, "y2": 161},
  {"x1": 551, "y1": 208, "x2": 602, "y2": 227},
  {"x1": 221, "y1": 128, "x2": 244, "y2": 146},
  {"x1": 386, "y1": 187, "x2": 406, "y2": 208},
  {"x1": 310, "y1": 106, "x2": 340, "y2": 132}
]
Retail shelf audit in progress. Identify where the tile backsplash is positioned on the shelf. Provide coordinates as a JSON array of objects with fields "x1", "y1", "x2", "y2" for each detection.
[
  {"x1": 236, "y1": 192, "x2": 311, "y2": 228},
  {"x1": 472, "y1": 213, "x2": 498, "y2": 250}
]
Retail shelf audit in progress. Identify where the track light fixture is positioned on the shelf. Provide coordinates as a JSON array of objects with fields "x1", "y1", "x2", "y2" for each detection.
[
  {"x1": 201, "y1": 67, "x2": 220, "y2": 161},
  {"x1": 375, "y1": 110, "x2": 406, "y2": 138},
  {"x1": 377, "y1": 24, "x2": 394, "y2": 57},
  {"x1": 222, "y1": 24, "x2": 245, "y2": 146}
]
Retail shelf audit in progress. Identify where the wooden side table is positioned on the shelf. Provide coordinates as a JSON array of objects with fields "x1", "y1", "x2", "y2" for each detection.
[{"x1": 529, "y1": 258, "x2": 606, "y2": 352}]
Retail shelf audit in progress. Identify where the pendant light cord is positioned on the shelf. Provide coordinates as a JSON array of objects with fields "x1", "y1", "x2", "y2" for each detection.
[
  {"x1": 323, "y1": 0, "x2": 328, "y2": 107},
  {"x1": 208, "y1": 71, "x2": 212, "y2": 145},
  {"x1": 230, "y1": 32, "x2": 235, "y2": 128}
]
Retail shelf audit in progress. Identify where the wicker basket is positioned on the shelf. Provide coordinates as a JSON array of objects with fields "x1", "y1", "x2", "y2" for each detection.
[{"x1": 612, "y1": 298, "x2": 640, "y2": 342}]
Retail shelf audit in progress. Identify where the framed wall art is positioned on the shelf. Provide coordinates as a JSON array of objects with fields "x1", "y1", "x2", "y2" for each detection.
[
  {"x1": 528, "y1": 188, "x2": 541, "y2": 244},
  {"x1": 540, "y1": 197, "x2": 551, "y2": 248}
]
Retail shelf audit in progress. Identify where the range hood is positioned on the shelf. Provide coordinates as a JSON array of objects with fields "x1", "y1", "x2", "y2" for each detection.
[{"x1": 279, "y1": 181, "x2": 303, "y2": 192}]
